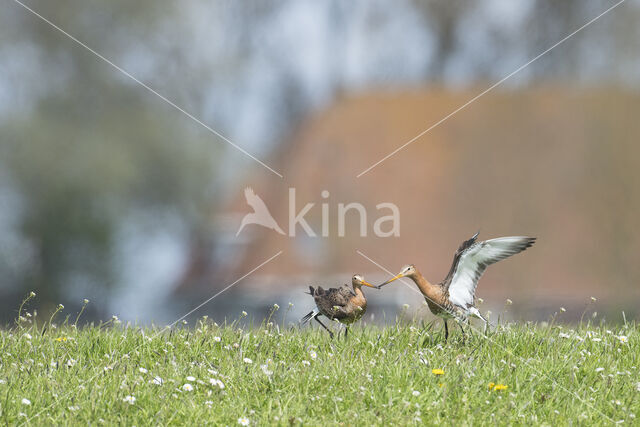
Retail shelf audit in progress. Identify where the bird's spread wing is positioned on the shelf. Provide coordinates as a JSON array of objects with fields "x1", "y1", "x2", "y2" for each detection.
[
  {"x1": 445, "y1": 235, "x2": 536, "y2": 309},
  {"x1": 441, "y1": 231, "x2": 479, "y2": 288},
  {"x1": 244, "y1": 187, "x2": 270, "y2": 213}
]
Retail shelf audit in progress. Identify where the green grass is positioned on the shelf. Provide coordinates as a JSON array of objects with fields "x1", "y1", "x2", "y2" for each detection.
[{"x1": 1, "y1": 304, "x2": 638, "y2": 425}]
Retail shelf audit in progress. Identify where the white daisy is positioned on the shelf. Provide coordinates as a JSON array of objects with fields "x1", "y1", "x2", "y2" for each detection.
[
  {"x1": 123, "y1": 395, "x2": 135, "y2": 405},
  {"x1": 21, "y1": 398, "x2": 31, "y2": 405},
  {"x1": 238, "y1": 417, "x2": 250, "y2": 426},
  {"x1": 182, "y1": 384, "x2": 194, "y2": 392},
  {"x1": 209, "y1": 378, "x2": 225, "y2": 389},
  {"x1": 243, "y1": 358, "x2": 253, "y2": 364}
]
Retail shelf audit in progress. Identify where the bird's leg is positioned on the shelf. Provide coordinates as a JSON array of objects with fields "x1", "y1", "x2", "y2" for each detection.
[
  {"x1": 314, "y1": 316, "x2": 334, "y2": 339},
  {"x1": 458, "y1": 320, "x2": 466, "y2": 343},
  {"x1": 444, "y1": 320, "x2": 449, "y2": 341},
  {"x1": 344, "y1": 326, "x2": 349, "y2": 340}
]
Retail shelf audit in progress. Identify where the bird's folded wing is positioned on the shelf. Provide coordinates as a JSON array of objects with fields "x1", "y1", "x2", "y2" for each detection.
[
  {"x1": 314, "y1": 287, "x2": 353, "y2": 319},
  {"x1": 314, "y1": 286, "x2": 349, "y2": 306},
  {"x1": 328, "y1": 286, "x2": 354, "y2": 306},
  {"x1": 447, "y1": 236, "x2": 535, "y2": 308}
]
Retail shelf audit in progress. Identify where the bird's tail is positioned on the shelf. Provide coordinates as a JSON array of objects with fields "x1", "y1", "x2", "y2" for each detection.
[
  {"x1": 469, "y1": 306, "x2": 487, "y2": 323},
  {"x1": 300, "y1": 310, "x2": 318, "y2": 324}
]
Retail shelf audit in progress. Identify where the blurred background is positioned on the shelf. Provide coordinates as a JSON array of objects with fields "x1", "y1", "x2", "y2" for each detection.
[{"x1": 1, "y1": 0, "x2": 639, "y2": 326}]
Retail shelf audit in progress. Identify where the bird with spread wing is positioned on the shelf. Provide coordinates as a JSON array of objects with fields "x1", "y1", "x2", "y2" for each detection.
[
  {"x1": 236, "y1": 187, "x2": 285, "y2": 236},
  {"x1": 377, "y1": 232, "x2": 535, "y2": 340}
]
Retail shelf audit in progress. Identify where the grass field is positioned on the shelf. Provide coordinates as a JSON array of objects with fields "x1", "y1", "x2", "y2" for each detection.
[{"x1": 1, "y1": 301, "x2": 638, "y2": 425}]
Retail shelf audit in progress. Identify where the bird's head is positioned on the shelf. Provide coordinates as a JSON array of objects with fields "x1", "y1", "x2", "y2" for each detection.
[
  {"x1": 377, "y1": 264, "x2": 416, "y2": 288},
  {"x1": 352, "y1": 274, "x2": 377, "y2": 289}
]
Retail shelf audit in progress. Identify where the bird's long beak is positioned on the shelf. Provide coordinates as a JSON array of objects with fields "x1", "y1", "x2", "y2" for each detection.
[
  {"x1": 377, "y1": 273, "x2": 404, "y2": 288},
  {"x1": 361, "y1": 280, "x2": 378, "y2": 289}
]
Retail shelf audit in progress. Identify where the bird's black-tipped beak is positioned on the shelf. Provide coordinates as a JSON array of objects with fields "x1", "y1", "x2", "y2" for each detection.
[{"x1": 377, "y1": 273, "x2": 404, "y2": 288}]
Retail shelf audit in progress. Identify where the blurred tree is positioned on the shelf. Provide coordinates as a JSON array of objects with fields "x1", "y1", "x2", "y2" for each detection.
[
  {"x1": 412, "y1": 0, "x2": 472, "y2": 81},
  {"x1": 0, "y1": 1, "x2": 219, "y2": 317}
]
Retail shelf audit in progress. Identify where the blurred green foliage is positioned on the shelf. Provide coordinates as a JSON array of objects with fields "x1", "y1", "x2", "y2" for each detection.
[{"x1": 0, "y1": 1, "x2": 219, "y2": 315}]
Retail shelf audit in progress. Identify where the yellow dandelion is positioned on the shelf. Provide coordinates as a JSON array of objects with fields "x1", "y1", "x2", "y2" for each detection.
[
  {"x1": 55, "y1": 337, "x2": 68, "y2": 342},
  {"x1": 438, "y1": 383, "x2": 444, "y2": 388},
  {"x1": 493, "y1": 384, "x2": 508, "y2": 391},
  {"x1": 431, "y1": 369, "x2": 444, "y2": 375},
  {"x1": 488, "y1": 382, "x2": 495, "y2": 390}
]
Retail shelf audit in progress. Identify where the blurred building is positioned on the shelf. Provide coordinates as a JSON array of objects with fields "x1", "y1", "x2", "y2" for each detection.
[{"x1": 174, "y1": 87, "x2": 640, "y2": 322}]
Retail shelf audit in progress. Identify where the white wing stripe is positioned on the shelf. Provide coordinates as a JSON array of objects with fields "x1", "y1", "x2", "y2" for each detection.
[{"x1": 448, "y1": 236, "x2": 534, "y2": 309}]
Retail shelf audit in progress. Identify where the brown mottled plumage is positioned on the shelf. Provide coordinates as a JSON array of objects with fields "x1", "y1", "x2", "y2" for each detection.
[
  {"x1": 301, "y1": 274, "x2": 376, "y2": 339},
  {"x1": 378, "y1": 232, "x2": 536, "y2": 340}
]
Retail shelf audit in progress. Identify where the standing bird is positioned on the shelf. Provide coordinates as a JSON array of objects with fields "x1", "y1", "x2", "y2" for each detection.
[
  {"x1": 236, "y1": 187, "x2": 285, "y2": 236},
  {"x1": 377, "y1": 232, "x2": 535, "y2": 340},
  {"x1": 301, "y1": 275, "x2": 377, "y2": 339}
]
